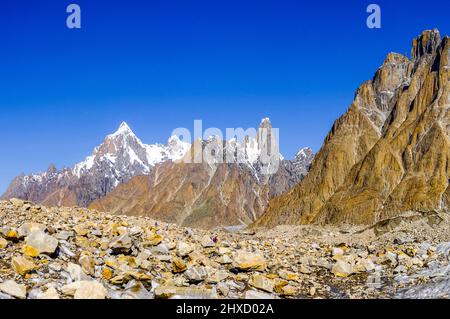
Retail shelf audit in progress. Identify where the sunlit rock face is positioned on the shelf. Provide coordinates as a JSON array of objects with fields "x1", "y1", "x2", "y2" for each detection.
[{"x1": 257, "y1": 29, "x2": 450, "y2": 227}]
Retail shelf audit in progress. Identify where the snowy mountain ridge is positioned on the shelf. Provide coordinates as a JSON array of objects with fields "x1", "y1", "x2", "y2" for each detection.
[
  {"x1": 2, "y1": 119, "x2": 313, "y2": 209},
  {"x1": 72, "y1": 121, "x2": 190, "y2": 182}
]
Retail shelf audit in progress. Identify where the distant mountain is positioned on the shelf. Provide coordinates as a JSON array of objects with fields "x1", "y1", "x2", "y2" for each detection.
[
  {"x1": 1, "y1": 122, "x2": 190, "y2": 207},
  {"x1": 256, "y1": 29, "x2": 450, "y2": 227},
  {"x1": 89, "y1": 118, "x2": 314, "y2": 229},
  {"x1": 2, "y1": 119, "x2": 314, "y2": 228}
]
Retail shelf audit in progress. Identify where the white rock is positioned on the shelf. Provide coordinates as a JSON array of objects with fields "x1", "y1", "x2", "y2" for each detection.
[
  {"x1": 177, "y1": 241, "x2": 194, "y2": 257},
  {"x1": 185, "y1": 266, "x2": 208, "y2": 282},
  {"x1": 25, "y1": 230, "x2": 58, "y2": 255},
  {"x1": 109, "y1": 233, "x2": 132, "y2": 253},
  {"x1": 61, "y1": 281, "x2": 107, "y2": 299},
  {"x1": 67, "y1": 262, "x2": 90, "y2": 281},
  {"x1": 17, "y1": 222, "x2": 46, "y2": 238},
  {"x1": 332, "y1": 247, "x2": 345, "y2": 256},
  {"x1": 37, "y1": 287, "x2": 60, "y2": 299},
  {"x1": 331, "y1": 260, "x2": 354, "y2": 277},
  {"x1": 0, "y1": 280, "x2": 27, "y2": 299},
  {"x1": 200, "y1": 235, "x2": 216, "y2": 248}
]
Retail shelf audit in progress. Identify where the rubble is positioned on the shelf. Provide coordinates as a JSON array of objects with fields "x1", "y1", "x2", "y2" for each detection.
[{"x1": 2, "y1": 199, "x2": 450, "y2": 299}]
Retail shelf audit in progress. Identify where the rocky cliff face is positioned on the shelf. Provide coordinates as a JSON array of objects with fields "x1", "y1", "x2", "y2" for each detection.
[
  {"x1": 1, "y1": 122, "x2": 190, "y2": 207},
  {"x1": 89, "y1": 119, "x2": 314, "y2": 229},
  {"x1": 256, "y1": 29, "x2": 450, "y2": 227},
  {"x1": 89, "y1": 162, "x2": 270, "y2": 229}
]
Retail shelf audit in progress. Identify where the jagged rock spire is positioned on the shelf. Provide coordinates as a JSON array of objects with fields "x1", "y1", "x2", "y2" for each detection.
[{"x1": 411, "y1": 29, "x2": 441, "y2": 61}]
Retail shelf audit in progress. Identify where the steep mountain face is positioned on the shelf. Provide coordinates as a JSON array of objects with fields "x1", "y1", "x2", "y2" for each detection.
[
  {"x1": 89, "y1": 119, "x2": 314, "y2": 229},
  {"x1": 89, "y1": 162, "x2": 269, "y2": 229},
  {"x1": 256, "y1": 29, "x2": 450, "y2": 227},
  {"x1": 1, "y1": 122, "x2": 190, "y2": 207}
]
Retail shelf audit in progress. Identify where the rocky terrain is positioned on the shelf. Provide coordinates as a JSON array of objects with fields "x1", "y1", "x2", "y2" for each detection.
[
  {"x1": 2, "y1": 198, "x2": 450, "y2": 299},
  {"x1": 257, "y1": 29, "x2": 450, "y2": 227}
]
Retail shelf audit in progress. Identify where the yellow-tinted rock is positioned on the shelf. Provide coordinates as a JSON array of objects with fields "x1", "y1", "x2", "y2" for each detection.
[
  {"x1": 6, "y1": 229, "x2": 18, "y2": 241},
  {"x1": 331, "y1": 260, "x2": 354, "y2": 277},
  {"x1": 0, "y1": 237, "x2": 8, "y2": 249},
  {"x1": 172, "y1": 258, "x2": 187, "y2": 273},
  {"x1": 25, "y1": 230, "x2": 58, "y2": 255},
  {"x1": 274, "y1": 279, "x2": 289, "y2": 294},
  {"x1": 145, "y1": 233, "x2": 163, "y2": 246},
  {"x1": 22, "y1": 245, "x2": 40, "y2": 257},
  {"x1": 233, "y1": 251, "x2": 267, "y2": 272},
  {"x1": 281, "y1": 285, "x2": 297, "y2": 296},
  {"x1": 278, "y1": 270, "x2": 300, "y2": 282},
  {"x1": 117, "y1": 255, "x2": 136, "y2": 267},
  {"x1": 126, "y1": 270, "x2": 152, "y2": 281},
  {"x1": 11, "y1": 255, "x2": 37, "y2": 276},
  {"x1": 102, "y1": 267, "x2": 113, "y2": 280},
  {"x1": 79, "y1": 252, "x2": 94, "y2": 275},
  {"x1": 105, "y1": 257, "x2": 119, "y2": 269},
  {"x1": 73, "y1": 225, "x2": 88, "y2": 236},
  {"x1": 250, "y1": 274, "x2": 275, "y2": 293}
]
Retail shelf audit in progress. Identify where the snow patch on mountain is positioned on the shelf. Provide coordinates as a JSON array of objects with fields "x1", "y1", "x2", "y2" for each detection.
[{"x1": 72, "y1": 122, "x2": 191, "y2": 180}]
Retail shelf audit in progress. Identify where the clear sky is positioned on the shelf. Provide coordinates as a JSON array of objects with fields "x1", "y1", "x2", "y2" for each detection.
[{"x1": 1, "y1": 0, "x2": 449, "y2": 193}]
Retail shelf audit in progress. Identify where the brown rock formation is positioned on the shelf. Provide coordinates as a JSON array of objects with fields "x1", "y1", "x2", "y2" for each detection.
[
  {"x1": 256, "y1": 29, "x2": 450, "y2": 227},
  {"x1": 89, "y1": 161, "x2": 270, "y2": 229}
]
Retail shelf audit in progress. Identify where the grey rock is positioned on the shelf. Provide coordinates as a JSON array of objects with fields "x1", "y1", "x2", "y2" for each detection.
[
  {"x1": 396, "y1": 277, "x2": 450, "y2": 299},
  {"x1": 67, "y1": 263, "x2": 90, "y2": 282},
  {"x1": 109, "y1": 233, "x2": 132, "y2": 254},
  {"x1": 185, "y1": 266, "x2": 209, "y2": 283},
  {"x1": 121, "y1": 280, "x2": 152, "y2": 299},
  {"x1": 151, "y1": 244, "x2": 169, "y2": 255},
  {"x1": 436, "y1": 242, "x2": 450, "y2": 257}
]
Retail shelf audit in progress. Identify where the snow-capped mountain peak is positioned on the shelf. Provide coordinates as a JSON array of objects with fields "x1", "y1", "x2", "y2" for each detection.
[
  {"x1": 166, "y1": 135, "x2": 191, "y2": 160},
  {"x1": 260, "y1": 117, "x2": 271, "y2": 126},
  {"x1": 108, "y1": 121, "x2": 135, "y2": 138},
  {"x1": 76, "y1": 122, "x2": 193, "y2": 178},
  {"x1": 294, "y1": 147, "x2": 314, "y2": 161},
  {"x1": 11, "y1": 122, "x2": 193, "y2": 206},
  {"x1": 291, "y1": 147, "x2": 314, "y2": 175}
]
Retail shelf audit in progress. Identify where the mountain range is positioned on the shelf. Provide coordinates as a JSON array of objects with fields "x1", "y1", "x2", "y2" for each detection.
[
  {"x1": 2, "y1": 122, "x2": 190, "y2": 207},
  {"x1": 4, "y1": 29, "x2": 448, "y2": 231},
  {"x1": 2, "y1": 118, "x2": 313, "y2": 229}
]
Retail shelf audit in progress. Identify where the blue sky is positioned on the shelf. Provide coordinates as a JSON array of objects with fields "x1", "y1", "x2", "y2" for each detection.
[{"x1": 0, "y1": 0, "x2": 449, "y2": 193}]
